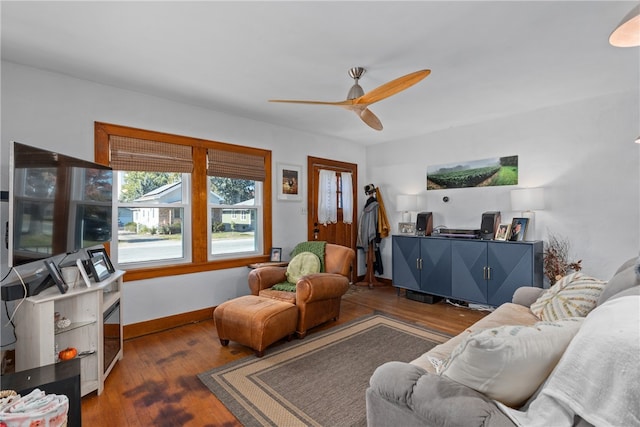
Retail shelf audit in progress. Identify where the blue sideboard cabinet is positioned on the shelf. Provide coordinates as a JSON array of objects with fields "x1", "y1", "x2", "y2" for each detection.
[{"x1": 392, "y1": 235, "x2": 543, "y2": 307}]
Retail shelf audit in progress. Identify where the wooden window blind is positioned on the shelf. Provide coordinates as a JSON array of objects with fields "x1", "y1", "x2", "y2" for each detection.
[
  {"x1": 207, "y1": 148, "x2": 266, "y2": 181},
  {"x1": 109, "y1": 135, "x2": 193, "y2": 173}
]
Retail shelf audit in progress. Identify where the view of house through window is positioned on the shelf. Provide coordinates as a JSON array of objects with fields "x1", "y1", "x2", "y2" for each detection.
[
  {"x1": 209, "y1": 176, "x2": 261, "y2": 256},
  {"x1": 95, "y1": 122, "x2": 272, "y2": 277},
  {"x1": 116, "y1": 172, "x2": 189, "y2": 265}
]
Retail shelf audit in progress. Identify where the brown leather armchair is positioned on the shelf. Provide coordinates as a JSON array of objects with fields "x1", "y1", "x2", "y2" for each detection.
[{"x1": 248, "y1": 243, "x2": 355, "y2": 338}]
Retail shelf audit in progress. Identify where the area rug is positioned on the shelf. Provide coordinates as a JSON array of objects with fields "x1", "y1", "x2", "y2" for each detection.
[{"x1": 198, "y1": 314, "x2": 450, "y2": 427}]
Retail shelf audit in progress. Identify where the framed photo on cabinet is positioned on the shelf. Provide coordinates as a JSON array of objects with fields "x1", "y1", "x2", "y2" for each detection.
[
  {"x1": 494, "y1": 223, "x2": 511, "y2": 241},
  {"x1": 509, "y1": 218, "x2": 529, "y2": 241},
  {"x1": 44, "y1": 259, "x2": 69, "y2": 294},
  {"x1": 277, "y1": 163, "x2": 302, "y2": 201},
  {"x1": 87, "y1": 247, "x2": 115, "y2": 273}
]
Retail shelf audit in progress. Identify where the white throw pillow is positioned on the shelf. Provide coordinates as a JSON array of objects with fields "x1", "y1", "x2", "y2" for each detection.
[
  {"x1": 441, "y1": 318, "x2": 583, "y2": 407},
  {"x1": 530, "y1": 272, "x2": 606, "y2": 321}
]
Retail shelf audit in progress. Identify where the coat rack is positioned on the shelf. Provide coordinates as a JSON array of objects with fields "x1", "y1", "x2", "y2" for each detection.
[
  {"x1": 356, "y1": 184, "x2": 387, "y2": 288},
  {"x1": 356, "y1": 242, "x2": 384, "y2": 288}
]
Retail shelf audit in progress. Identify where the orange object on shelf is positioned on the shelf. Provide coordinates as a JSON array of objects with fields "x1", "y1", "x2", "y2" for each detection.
[{"x1": 58, "y1": 347, "x2": 77, "y2": 361}]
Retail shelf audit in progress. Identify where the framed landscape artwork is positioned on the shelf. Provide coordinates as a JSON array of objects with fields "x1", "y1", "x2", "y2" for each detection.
[
  {"x1": 427, "y1": 155, "x2": 518, "y2": 190},
  {"x1": 277, "y1": 163, "x2": 302, "y2": 201}
]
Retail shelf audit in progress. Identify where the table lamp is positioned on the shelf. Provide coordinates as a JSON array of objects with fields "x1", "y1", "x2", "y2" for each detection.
[
  {"x1": 396, "y1": 194, "x2": 417, "y2": 223},
  {"x1": 510, "y1": 188, "x2": 545, "y2": 240}
]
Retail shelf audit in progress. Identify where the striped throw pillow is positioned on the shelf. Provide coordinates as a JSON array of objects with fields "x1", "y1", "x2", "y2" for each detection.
[{"x1": 531, "y1": 272, "x2": 606, "y2": 321}]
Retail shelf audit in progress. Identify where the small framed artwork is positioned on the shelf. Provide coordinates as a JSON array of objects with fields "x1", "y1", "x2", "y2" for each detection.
[
  {"x1": 43, "y1": 259, "x2": 69, "y2": 294},
  {"x1": 87, "y1": 248, "x2": 115, "y2": 273},
  {"x1": 398, "y1": 222, "x2": 415, "y2": 234},
  {"x1": 494, "y1": 223, "x2": 511, "y2": 241},
  {"x1": 88, "y1": 254, "x2": 111, "y2": 282},
  {"x1": 277, "y1": 163, "x2": 302, "y2": 201},
  {"x1": 270, "y1": 247, "x2": 282, "y2": 262},
  {"x1": 76, "y1": 258, "x2": 93, "y2": 287},
  {"x1": 509, "y1": 218, "x2": 529, "y2": 241}
]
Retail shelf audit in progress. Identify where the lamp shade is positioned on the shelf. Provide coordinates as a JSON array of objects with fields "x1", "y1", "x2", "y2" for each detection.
[
  {"x1": 511, "y1": 188, "x2": 545, "y2": 211},
  {"x1": 396, "y1": 194, "x2": 417, "y2": 212}
]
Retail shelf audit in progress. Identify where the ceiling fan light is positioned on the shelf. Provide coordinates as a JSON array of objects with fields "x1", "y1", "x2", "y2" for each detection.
[{"x1": 609, "y1": 4, "x2": 640, "y2": 47}]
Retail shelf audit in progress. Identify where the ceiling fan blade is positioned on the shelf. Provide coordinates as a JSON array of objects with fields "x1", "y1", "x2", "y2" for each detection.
[
  {"x1": 268, "y1": 99, "x2": 352, "y2": 106},
  {"x1": 358, "y1": 108, "x2": 383, "y2": 131},
  {"x1": 354, "y1": 69, "x2": 430, "y2": 106}
]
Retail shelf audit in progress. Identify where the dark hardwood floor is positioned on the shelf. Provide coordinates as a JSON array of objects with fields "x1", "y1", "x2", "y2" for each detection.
[{"x1": 81, "y1": 285, "x2": 488, "y2": 426}]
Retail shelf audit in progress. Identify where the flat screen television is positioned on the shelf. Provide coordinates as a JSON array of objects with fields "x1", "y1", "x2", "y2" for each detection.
[{"x1": 9, "y1": 142, "x2": 113, "y2": 267}]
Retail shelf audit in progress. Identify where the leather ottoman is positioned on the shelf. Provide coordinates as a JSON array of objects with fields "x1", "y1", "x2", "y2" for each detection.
[{"x1": 214, "y1": 295, "x2": 298, "y2": 357}]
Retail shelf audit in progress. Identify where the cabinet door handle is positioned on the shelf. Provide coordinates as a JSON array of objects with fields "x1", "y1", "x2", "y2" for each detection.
[
  {"x1": 416, "y1": 258, "x2": 420, "y2": 270},
  {"x1": 486, "y1": 266, "x2": 491, "y2": 280},
  {"x1": 483, "y1": 266, "x2": 488, "y2": 280}
]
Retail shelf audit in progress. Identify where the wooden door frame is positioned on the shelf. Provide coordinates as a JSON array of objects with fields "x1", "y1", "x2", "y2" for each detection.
[{"x1": 307, "y1": 156, "x2": 358, "y2": 279}]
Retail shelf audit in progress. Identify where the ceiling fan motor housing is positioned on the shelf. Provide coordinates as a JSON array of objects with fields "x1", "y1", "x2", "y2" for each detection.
[{"x1": 347, "y1": 67, "x2": 365, "y2": 99}]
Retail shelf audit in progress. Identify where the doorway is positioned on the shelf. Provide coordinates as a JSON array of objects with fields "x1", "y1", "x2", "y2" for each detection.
[{"x1": 307, "y1": 156, "x2": 358, "y2": 282}]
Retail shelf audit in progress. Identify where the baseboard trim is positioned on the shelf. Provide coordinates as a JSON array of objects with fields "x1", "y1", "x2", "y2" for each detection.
[
  {"x1": 124, "y1": 307, "x2": 213, "y2": 340},
  {"x1": 354, "y1": 275, "x2": 392, "y2": 286},
  {"x1": 123, "y1": 277, "x2": 392, "y2": 340}
]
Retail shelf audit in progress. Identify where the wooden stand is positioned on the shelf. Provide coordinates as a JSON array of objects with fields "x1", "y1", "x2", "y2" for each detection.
[{"x1": 356, "y1": 242, "x2": 385, "y2": 288}]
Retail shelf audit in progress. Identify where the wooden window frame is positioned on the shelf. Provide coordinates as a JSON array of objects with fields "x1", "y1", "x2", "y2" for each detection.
[{"x1": 95, "y1": 122, "x2": 273, "y2": 281}]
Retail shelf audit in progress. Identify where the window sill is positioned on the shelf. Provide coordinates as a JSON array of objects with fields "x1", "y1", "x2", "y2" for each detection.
[{"x1": 122, "y1": 256, "x2": 270, "y2": 281}]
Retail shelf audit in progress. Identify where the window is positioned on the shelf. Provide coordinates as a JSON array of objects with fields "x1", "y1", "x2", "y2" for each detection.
[
  {"x1": 206, "y1": 147, "x2": 266, "y2": 259},
  {"x1": 116, "y1": 172, "x2": 190, "y2": 266},
  {"x1": 95, "y1": 122, "x2": 272, "y2": 280}
]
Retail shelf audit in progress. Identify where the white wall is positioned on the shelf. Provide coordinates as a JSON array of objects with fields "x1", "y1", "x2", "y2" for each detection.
[
  {"x1": 2, "y1": 60, "x2": 638, "y2": 341},
  {"x1": 0, "y1": 61, "x2": 367, "y2": 333},
  {"x1": 367, "y1": 91, "x2": 639, "y2": 282}
]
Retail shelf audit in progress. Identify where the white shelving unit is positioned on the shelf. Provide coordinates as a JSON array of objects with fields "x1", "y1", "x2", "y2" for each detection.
[{"x1": 15, "y1": 270, "x2": 124, "y2": 396}]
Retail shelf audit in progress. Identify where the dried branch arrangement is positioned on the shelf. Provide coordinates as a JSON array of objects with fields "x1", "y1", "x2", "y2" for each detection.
[{"x1": 543, "y1": 232, "x2": 582, "y2": 285}]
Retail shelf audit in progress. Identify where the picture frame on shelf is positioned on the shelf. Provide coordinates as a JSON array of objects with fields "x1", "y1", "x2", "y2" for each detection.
[
  {"x1": 398, "y1": 222, "x2": 415, "y2": 234},
  {"x1": 43, "y1": 259, "x2": 69, "y2": 294},
  {"x1": 87, "y1": 247, "x2": 115, "y2": 273},
  {"x1": 76, "y1": 258, "x2": 93, "y2": 287},
  {"x1": 270, "y1": 247, "x2": 282, "y2": 262},
  {"x1": 88, "y1": 254, "x2": 111, "y2": 282},
  {"x1": 494, "y1": 223, "x2": 511, "y2": 241},
  {"x1": 277, "y1": 163, "x2": 302, "y2": 201},
  {"x1": 509, "y1": 218, "x2": 529, "y2": 241}
]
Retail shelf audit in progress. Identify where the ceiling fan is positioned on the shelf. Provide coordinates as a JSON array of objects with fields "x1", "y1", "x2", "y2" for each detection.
[{"x1": 269, "y1": 67, "x2": 431, "y2": 131}]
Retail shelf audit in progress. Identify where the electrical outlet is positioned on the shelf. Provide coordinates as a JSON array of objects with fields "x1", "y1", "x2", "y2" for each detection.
[{"x1": 300, "y1": 208, "x2": 307, "y2": 215}]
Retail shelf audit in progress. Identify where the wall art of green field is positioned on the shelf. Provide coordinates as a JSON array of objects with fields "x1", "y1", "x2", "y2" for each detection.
[{"x1": 427, "y1": 165, "x2": 518, "y2": 189}]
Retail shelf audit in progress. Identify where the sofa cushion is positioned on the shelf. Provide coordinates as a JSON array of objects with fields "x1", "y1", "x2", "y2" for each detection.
[
  {"x1": 440, "y1": 318, "x2": 583, "y2": 408},
  {"x1": 285, "y1": 251, "x2": 321, "y2": 284},
  {"x1": 530, "y1": 272, "x2": 606, "y2": 321},
  {"x1": 597, "y1": 263, "x2": 639, "y2": 306},
  {"x1": 368, "y1": 362, "x2": 515, "y2": 427},
  {"x1": 411, "y1": 303, "x2": 540, "y2": 374},
  {"x1": 497, "y1": 294, "x2": 640, "y2": 426}
]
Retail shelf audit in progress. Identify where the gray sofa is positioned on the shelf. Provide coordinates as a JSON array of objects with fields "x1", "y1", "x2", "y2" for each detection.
[{"x1": 366, "y1": 257, "x2": 640, "y2": 427}]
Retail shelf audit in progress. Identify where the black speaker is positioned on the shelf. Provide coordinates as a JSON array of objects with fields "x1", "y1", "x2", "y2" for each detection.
[
  {"x1": 480, "y1": 211, "x2": 501, "y2": 240},
  {"x1": 415, "y1": 212, "x2": 433, "y2": 236}
]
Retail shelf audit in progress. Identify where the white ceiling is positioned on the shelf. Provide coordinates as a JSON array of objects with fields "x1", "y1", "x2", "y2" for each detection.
[{"x1": 2, "y1": 1, "x2": 638, "y2": 145}]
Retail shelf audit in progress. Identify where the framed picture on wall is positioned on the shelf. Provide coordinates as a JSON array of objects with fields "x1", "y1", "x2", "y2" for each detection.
[
  {"x1": 509, "y1": 218, "x2": 529, "y2": 241},
  {"x1": 277, "y1": 163, "x2": 302, "y2": 201}
]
